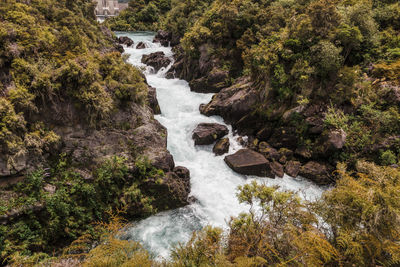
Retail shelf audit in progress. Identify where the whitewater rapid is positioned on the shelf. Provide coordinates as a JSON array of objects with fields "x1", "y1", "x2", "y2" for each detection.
[{"x1": 117, "y1": 32, "x2": 324, "y2": 259}]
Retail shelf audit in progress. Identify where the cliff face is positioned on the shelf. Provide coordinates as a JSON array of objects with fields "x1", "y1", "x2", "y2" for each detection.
[
  {"x1": 160, "y1": 0, "x2": 400, "y2": 183},
  {"x1": 0, "y1": 0, "x2": 189, "y2": 260}
]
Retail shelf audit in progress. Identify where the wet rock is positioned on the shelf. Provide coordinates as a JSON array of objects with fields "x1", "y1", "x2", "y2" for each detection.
[
  {"x1": 285, "y1": 161, "x2": 301, "y2": 177},
  {"x1": 189, "y1": 69, "x2": 229, "y2": 93},
  {"x1": 260, "y1": 146, "x2": 280, "y2": 162},
  {"x1": 279, "y1": 148, "x2": 294, "y2": 160},
  {"x1": 141, "y1": 52, "x2": 171, "y2": 72},
  {"x1": 136, "y1": 41, "x2": 147, "y2": 49},
  {"x1": 148, "y1": 86, "x2": 161, "y2": 115},
  {"x1": 192, "y1": 123, "x2": 229, "y2": 145},
  {"x1": 200, "y1": 77, "x2": 259, "y2": 124},
  {"x1": 153, "y1": 30, "x2": 172, "y2": 47},
  {"x1": 213, "y1": 138, "x2": 230, "y2": 156},
  {"x1": 299, "y1": 161, "x2": 334, "y2": 185},
  {"x1": 118, "y1": 36, "x2": 134, "y2": 47},
  {"x1": 224, "y1": 149, "x2": 273, "y2": 177},
  {"x1": 270, "y1": 161, "x2": 284, "y2": 178}
]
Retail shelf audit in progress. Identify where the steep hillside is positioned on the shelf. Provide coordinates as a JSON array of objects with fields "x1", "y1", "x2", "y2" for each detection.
[
  {"x1": 163, "y1": 0, "x2": 400, "y2": 184},
  {"x1": 0, "y1": 0, "x2": 189, "y2": 262}
]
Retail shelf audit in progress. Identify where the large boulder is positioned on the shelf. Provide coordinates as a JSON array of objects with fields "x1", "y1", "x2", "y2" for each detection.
[
  {"x1": 224, "y1": 149, "x2": 273, "y2": 177},
  {"x1": 189, "y1": 69, "x2": 229, "y2": 93},
  {"x1": 118, "y1": 36, "x2": 134, "y2": 47},
  {"x1": 141, "y1": 52, "x2": 171, "y2": 72},
  {"x1": 285, "y1": 160, "x2": 301, "y2": 177},
  {"x1": 213, "y1": 138, "x2": 230, "y2": 155},
  {"x1": 192, "y1": 123, "x2": 229, "y2": 145},
  {"x1": 153, "y1": 30, "x2": 172, "y2": 47},
  {"x1": 200, "y1": 77, "x2": 259, "y2": 124},
  {"x1": 299, "y1": 161, "x2": 334, "y2": 185}
]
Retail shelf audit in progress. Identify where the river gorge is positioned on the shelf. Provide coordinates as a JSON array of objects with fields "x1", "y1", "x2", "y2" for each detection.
[{"x1": 117, "y1": 32, "x2": 324, "y2": 259}]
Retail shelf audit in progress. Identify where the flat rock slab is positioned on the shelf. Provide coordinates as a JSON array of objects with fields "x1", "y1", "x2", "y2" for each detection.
[
  {"x1": 224, "y1": 149, "x2": 273, "y2": 177},
  {"x1": 192, "y1": 123, "x2": 229, "y2": 145}
]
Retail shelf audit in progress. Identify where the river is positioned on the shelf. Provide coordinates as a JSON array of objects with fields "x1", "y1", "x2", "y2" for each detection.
[{"x1": 116, "y1": 31, "x2": 324, "y2": 259}]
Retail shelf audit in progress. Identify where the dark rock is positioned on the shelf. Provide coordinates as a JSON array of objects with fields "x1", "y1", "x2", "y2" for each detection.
[
  {"x1": 148, "y1": 86, "x2": 161, "y2": 115},
  {"x1": 224, "y1": 149, "x2": 273, "y2": 177},
  {"x1": 299, "y1": 161, "x2": 334, "y2": 185},
  {"x1": 270, "y1": 161, "x2": 284, "y2": 178},
  {"x1": 189, "y1": 69, "x2": 229, "y2": 93},
  {"x1": 200, "y1": 77, "x2": 259, "y2": 124},
  {"x1": 295, "y1": 146, "x2": 312, "y2": 159},
  {"x1": 118, "y1": 36, "x2": 134, "y2": 47},
  {"x1": 115, "y1": 44, "x2": 124, "y2": 53},
  {"x1": 259, "y1": 146, "x2": 280, "y2": 162},
  {"x1": 285, "y1": 161, "x2": 301, "y2": 177},
  {"x1": 141, "y1": 52, "x2": 171, "y2": 72},
  {"x1": 173, "y1": 166, "x2": 190, "y2": 180},
  {"x1": 279, "y1": 148, "x2": 294, "y2": 160},
  {"x1": 136, "y1": 41, "x2": 147, "y2": 49},
  {"x1": 306, "y1": 117, "x2": 324, "y2": 134},
  {"x1": 268, "y1": 127, "x2": 298, "y2": 149},
  {"x1": 192, "y1": 123, "x2": 229, "y2": 145},
  {"x1": 213, "y1": 138, "x2": 230, "y2": 155},
  {"x1": 256, "y1": 126, "x2": 274, "y2": 140},
  {"x1": 153, "y1": 30, "x2": 172, "y2": 47}
]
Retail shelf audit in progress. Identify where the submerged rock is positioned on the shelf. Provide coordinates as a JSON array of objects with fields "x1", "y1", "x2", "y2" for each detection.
[
  {"x1": 118, "y1": 36, "x2": 134, "y2": 47},
  {"x1": 192, "y1": 123, "x2": 229, "y2": 145},
  {"x1": 213, "y1": 138, "x2": 230, "y2": 155},
  {"x1": 141, "y1": 52, "x2": 171, "y2": 72},
  {"x1": 224, "y1": 149, "x2": 273, "y2": 177}
]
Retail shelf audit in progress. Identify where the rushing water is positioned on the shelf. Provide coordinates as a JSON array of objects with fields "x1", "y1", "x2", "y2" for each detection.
[{"x1": 116, "y1": 32, "x2": 324, "y2": 259}]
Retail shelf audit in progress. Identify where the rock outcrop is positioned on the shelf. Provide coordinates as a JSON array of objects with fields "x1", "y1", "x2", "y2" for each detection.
[
  {"x1": 141, "y1": 52, "x2": 171, "y2": 72},
  {"x1": 118, "y1": 36, "x2": 134, "y2": 47},
  {"x1": 200, "y1": 77, "x2": 259, "y2": 123},
  {"x1": 299, "y1": 161, "x2": 334, "y2": 185},
  {"x1": 189, "y1": 69, "x2": 229, "y2": 93},
  {"x1": 153, "y1": 30, "x2": 172, "y2": 47},
  {"x1": 192, "y1": 123, "x2": 229, "y2": 145},
  {"x1": 224, "y1": 149, "x2": 273, "y2": 177}
]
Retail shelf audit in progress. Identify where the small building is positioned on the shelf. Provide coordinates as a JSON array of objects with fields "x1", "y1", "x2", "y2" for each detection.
[{"x1": 94, "y1": 0, "x2": 128, "y2": 18}]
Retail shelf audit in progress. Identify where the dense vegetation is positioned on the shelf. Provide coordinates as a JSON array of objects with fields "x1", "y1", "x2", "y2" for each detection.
[
  {"x1": 173, "y1": 0, "x2": 400, "y2": 168},
  {"x1": 14, "y1": 162, "x2": 400, "y2": 266},
  {"x1": 0, "y1": 0, "x2": 165, "y2": 263},
  {"x1": 105, "y1": 0, "x2": 172, "y2": 31}
]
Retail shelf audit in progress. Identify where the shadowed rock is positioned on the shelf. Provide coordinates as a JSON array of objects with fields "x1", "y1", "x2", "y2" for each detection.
[
  {"x1": 118, "y1": 36, "x2": 134, "y2": 47},
  {"x1": 192, "y1": 123, "x2": 229, "y2": 145},
  {"x1": 141, "y1": 52, "x2": 171, "y2": 72}
]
